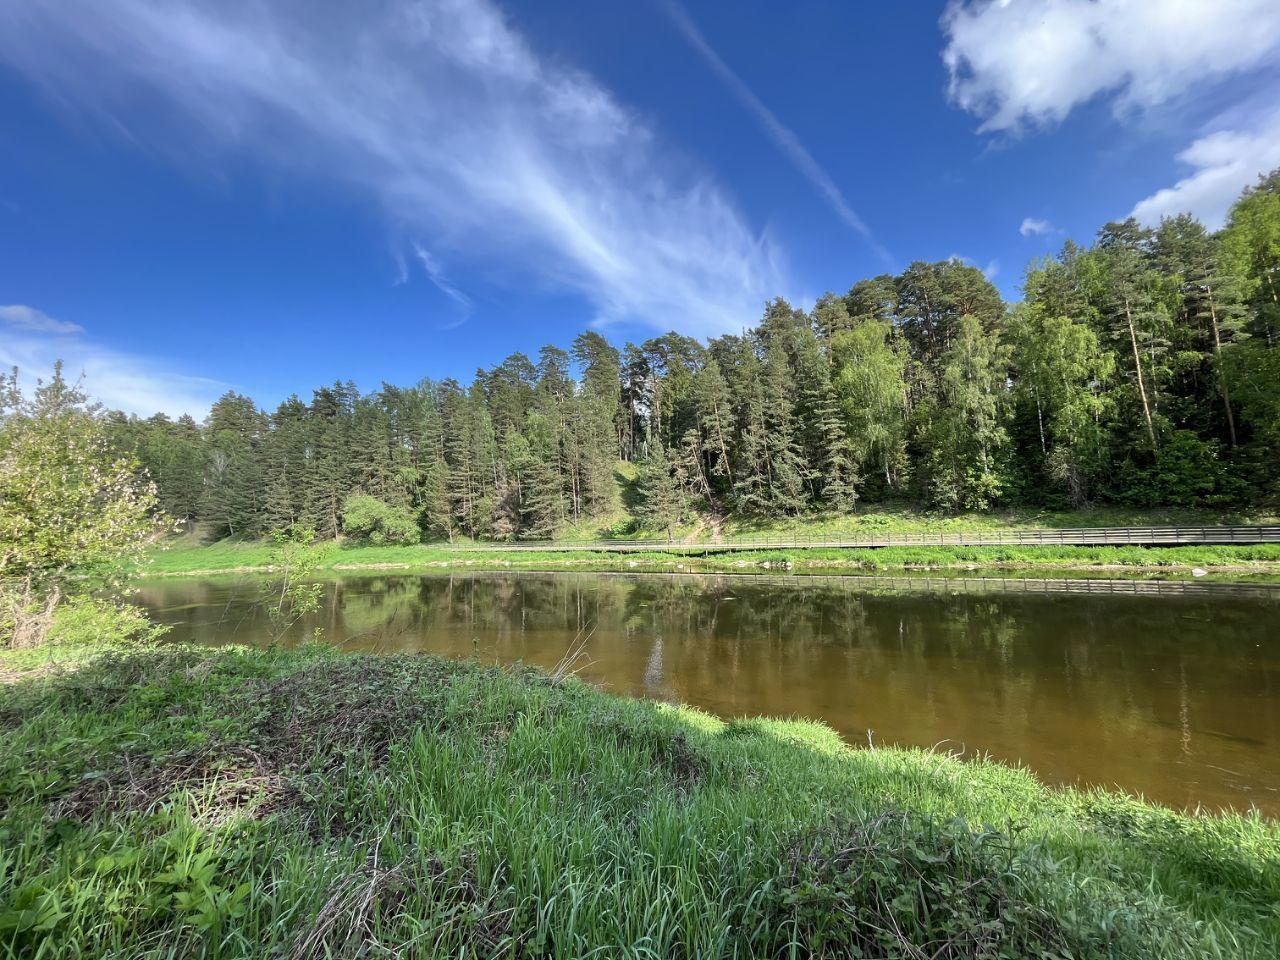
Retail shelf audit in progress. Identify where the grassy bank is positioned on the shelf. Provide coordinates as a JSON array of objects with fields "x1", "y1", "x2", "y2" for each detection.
[
  {"x1": 555, "y1": 501, "x2": 1278, "y2": 542},
  {"x1": 1, "y1": 644, "x2": 1277, "y2": 958},
  {"x1": 144, "y1": 539, "x2": 1280, "y2": 580}
]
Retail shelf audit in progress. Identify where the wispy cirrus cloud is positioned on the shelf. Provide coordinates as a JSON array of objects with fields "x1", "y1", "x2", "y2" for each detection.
[
  {"x1": 411, "y1": 243, "x2": 472, "y2": 330},
  {"x1": 0, "y1": 305, "x2": 226, "y2": 416},
  {"x1": 0, "y1": 304, "x2": 85, "y2": 335},
  {"x1": 411, "y1": 244, "x2": 471, "y2": 308},
  {"x1": 0, "y1": 0, "x2": 788, "y2": 337},
  {"x1": 659, "y1": 0, "x2": 891, "y2": 267}
]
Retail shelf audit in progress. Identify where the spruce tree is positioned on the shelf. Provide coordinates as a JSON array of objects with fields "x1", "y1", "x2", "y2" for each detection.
[{"x1": 634, "y1": 442, "x2": 684, "y2": 540}]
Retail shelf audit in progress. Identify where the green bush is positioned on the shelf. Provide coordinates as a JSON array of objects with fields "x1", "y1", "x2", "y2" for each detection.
[
  {"x1": 341, "y1": 494, "x2": 420, "y2": 546},
  {"x1": 46, "y1": 597, "x2": 169, "y2": 647}
]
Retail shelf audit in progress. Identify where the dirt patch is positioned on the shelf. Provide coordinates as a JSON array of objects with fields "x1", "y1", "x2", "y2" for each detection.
[
  {"x1": 41, "y1": 654, "x2": 468, "y2": 828},
  {"x1": 241, "y1": 656, "x2": 463, "y2": 773},
  {"x1": 52, "y1": 743, "x2": 295, "y2": 827},
  {"x1": 0, "y1": 661, "x2": 59, "y2": 685},
  {"x1": 150, "y1": 565, "x2": 276, "y2": 577}
]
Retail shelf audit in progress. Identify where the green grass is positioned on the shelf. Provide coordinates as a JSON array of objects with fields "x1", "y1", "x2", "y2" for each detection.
[
  {"x1": 718, "y1": 502, "x2": 1279, "y2": 538},
  {"x1": 1, "y1": 644, "x2": 1277, "y2": 958},
  {"x1": 141, "y1": 538, "x2": 1280, "y2": 580},
  {"x1": 542, "y1": 490, "x2": 1279, "y2": 541}
]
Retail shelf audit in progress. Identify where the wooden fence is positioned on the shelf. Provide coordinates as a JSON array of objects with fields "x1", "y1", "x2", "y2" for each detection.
[{"x1": 452, "y1": 568, "x2": 1280, "y2": 600}]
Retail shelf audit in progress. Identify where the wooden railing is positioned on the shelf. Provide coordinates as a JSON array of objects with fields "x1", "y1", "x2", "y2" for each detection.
[
  {"x1": 443, "y1": 525, "x2": 1280, "y2": 554},
  {"x1": 455, "y1": 568, "x2": 1280, "y2": 600}
]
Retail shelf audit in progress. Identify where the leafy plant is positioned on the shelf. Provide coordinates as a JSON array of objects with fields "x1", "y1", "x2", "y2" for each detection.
[
  {"x1": 45, "y1": 597, "x2": 170, "y2": 647},
  {"x1": 341, "y1": 494, "x2": 420, "y2": 546},
  {"x1": 261, "y1": 525, "x2": 326, "y2": 645}
]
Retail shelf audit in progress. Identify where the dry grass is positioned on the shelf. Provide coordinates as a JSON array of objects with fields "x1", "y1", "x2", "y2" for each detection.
[{"x1": 51, "y1": 743, "x2": 295, "y2": 827}]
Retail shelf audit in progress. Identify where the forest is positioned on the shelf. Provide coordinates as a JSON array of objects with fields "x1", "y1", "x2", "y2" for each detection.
[{"x1": 105, "y1": 172, "x2": 1280, "y2": 543}]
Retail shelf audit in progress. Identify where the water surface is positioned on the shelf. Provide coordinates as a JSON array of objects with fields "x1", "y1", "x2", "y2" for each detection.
[{"x1": 134, "y1": 571, "x2": 1280, "y2": 816}]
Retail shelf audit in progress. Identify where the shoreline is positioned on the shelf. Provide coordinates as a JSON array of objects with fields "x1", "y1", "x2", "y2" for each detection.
[{"x1": 141, "y1": 540, "x2": 1280, "y2": 583}]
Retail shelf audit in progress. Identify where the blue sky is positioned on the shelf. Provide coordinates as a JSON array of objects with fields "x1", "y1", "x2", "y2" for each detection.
[{"x1": 2, "y1": 0, "x2": 1278, "y2": 416}]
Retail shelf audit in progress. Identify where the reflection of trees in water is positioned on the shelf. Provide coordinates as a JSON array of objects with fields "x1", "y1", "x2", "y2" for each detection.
[
  {"x1": 132, "y1": 573, "x2": 1280, "y2": 811},
  {"x1": 136, "y1": 575, "x2": 1277, "y2": 754}
]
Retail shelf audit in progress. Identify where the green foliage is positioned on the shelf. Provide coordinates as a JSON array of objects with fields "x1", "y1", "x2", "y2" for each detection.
[
  {"x1": 831, "y1": 320, "x2": 909, "y2": 494},
  {"x1": 341, "y1": 493, "x2": 421, "y2": 546},
  {"x1": 633, "y1": 443, "x2": 686, "y2": 538},
  {"x1": 0, "y1": 364, "x2": 162, "y2": 591},
  {"x1": 45, "y1": 597, "x2": 170, "y2": 647},
  {"x1": 261, "y1": 525, "x2": 326, "y2": 644},
  {"x1": 1, "y1": 645, "x2": 1277, "y2": 958},
  {"x1": 0, "y1": 365, "x2": 166, "y2": 649},
  {"x1": 917, "y1": 314, "x2": 1011, "y2": 510}
]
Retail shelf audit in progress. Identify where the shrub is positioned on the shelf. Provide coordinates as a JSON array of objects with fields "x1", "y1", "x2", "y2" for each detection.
[
  {"x1": 45, "y1": 597, "x2": 170, "y2": 647},
  {"x1": 341, "y1": 494, "x2": 421, "y2": 546}
]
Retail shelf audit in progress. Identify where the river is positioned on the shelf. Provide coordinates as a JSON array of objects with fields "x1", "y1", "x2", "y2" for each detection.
[{"x1": 133, "y1": 570, "x2": 1280, "y2": 816}]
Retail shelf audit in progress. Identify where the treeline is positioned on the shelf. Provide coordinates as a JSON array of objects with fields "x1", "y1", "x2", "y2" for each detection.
[{"x1": 106, "y1": 172, "x2": 1280, "y2": 541}]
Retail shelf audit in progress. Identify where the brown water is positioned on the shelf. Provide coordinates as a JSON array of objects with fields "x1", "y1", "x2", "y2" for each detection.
[{"x1": 134, "y1": 571, "x2": 1280, "y2": 816}]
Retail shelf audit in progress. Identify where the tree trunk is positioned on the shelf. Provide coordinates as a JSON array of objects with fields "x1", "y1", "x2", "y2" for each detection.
[
  {"x1": 1204, "y1": 285, "x2": 1238, "y2": 448},
  {"x1": 1124, "y1": 296, "x2": 1157, "y2": 446},
  {"x1": 1032, "y1": 368, "x2": 1047, "y2": 455},
  {"x1": 712, "y1": 400, "x2": 733, "y2": 483}
]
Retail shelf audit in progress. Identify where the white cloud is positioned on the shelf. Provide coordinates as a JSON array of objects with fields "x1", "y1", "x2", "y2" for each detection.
[
  {"x1": 0, "y1": 0, "x2": 788, "y2": 338},
  {"x1": 0, "y1": 304, "x2": 85, "y2": 335},
  {"x1": 942, "y1": 0, "x2": 1280, "y2": 133},
  {"x1": 411, "y1": 243, "x2": 472, "y2": 313},
  {"x1": 1129, "y1": 111, "x2": 1280, "y2": 228},
  {"x1": 0, "y1": 310, "x2": 226, "y2": 417},
  {"x1": 947, "y1": 253, "x2": 999, "y2": 280},
  {"x1": 660, "y1": 0, "x2": 891, "y2": 266},
  {"x1": 1018, "y1": 217, "x2": 1054, "y2": 237}
]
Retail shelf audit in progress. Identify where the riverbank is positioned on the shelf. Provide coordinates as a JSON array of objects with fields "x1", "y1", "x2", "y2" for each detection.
[
  {"x1": 2, "y1": 643, "x2": 1278, "y2": 958},
  {"x1": 553, "y1": 502, "x2": 1279, "y2": 541},
  {"x1": 145, "y1": 539, "x2": 1280, "y2": 580}
]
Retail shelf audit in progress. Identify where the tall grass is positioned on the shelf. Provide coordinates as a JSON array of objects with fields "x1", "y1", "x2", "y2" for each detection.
[{"x1": 2, "y1": 645, "x2": 1277, "y2": 958}]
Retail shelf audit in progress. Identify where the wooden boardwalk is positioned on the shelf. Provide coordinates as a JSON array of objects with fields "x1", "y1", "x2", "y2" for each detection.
[{"x1": 447, "y1": 524, "x2": 1280, "y2": 554}]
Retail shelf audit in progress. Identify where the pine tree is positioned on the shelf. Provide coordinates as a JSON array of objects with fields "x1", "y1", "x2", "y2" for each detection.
[
  {"x1": 202, "y1": 392, "x2": 266, "y2": 538},
  {"x1": 759, "y1": 341, "x2": 808, "y2": 515},
  {"x1": 261, "y1": 396, "x2": 308, "y2": 531},
  {"x1": 690, "y1": 358, "x2": 734, "y2": 494},
  {"x1": 1095, "y1": 221, "x2": 1172, "y2": 448},
  {"x1": 634, "y1": 442, "x2": 684, "y2": 540}
]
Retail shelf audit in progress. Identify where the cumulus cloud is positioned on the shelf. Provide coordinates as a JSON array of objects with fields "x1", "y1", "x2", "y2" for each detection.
[
  {"x1": 660, "y1": 0, "x2": 891, "y2": 266},
  {"x1": 942, "y1": 0, "x2": 1280, "y2": 133},
  {"x1": 1129, "y1": 111, "x2": 1280, "y2": 228},
  {"x1": 0, "y1": 308, "x2": 226, "y2": 417},
  {"x1": 1018, "y1": 217, "x2": 1054, "y2": 237},
  {"x1": 0, "y1": 0, "x2": 788, "y2": 337},
  {"x1": 0, "y1": 304, "x2": 85, "y2": 335}
]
